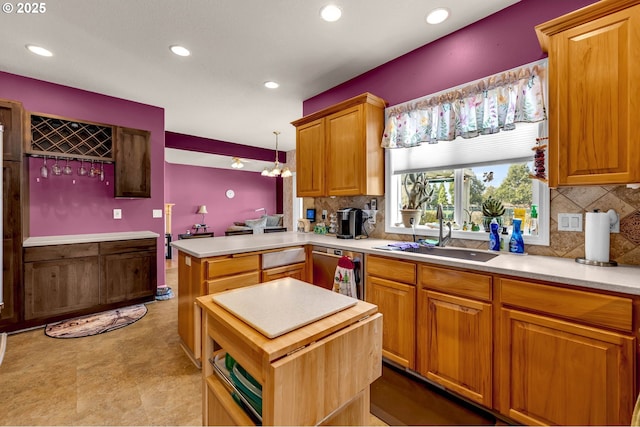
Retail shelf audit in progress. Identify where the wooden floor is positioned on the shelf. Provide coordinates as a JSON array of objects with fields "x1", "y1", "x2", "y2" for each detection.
[{"x1": 0, "y1": 257, "x2": 500, "y2": 425}]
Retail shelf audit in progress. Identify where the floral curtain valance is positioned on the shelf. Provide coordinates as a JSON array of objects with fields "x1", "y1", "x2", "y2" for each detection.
[{"x1": 381, "y1": 63, "x2": 547, "y2": 148}]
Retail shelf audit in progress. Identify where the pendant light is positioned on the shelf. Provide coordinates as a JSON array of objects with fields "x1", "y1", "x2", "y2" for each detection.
[{"x1": 262, "y1": 131, "x2": 292, "y2": 177}]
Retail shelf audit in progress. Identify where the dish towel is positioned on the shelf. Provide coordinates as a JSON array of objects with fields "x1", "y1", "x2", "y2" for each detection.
[{"x1": 333, "y1": 256, "x2": 357, "y2": 298}]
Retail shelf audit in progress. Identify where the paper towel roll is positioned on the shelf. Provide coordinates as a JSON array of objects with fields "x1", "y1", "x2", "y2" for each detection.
[{"x1": 585, "y1": 212, "x2": 610, "y2": 262}]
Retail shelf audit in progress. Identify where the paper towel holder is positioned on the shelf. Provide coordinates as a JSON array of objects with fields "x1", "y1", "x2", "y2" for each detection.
[{"x1": 575, "y1": 257, "x2": 617, "y2": 267}]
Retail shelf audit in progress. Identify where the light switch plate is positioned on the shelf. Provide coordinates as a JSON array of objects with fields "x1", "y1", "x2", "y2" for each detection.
[
  {"x1": 557, "y1": 213, "x2": 582, "y2": 231},
  {"x1": 152, "y1": 209, "x2": 163, "y2": 218},
  {"x1": 113, "y1": 209, "x2": 122, "y2": 219}
]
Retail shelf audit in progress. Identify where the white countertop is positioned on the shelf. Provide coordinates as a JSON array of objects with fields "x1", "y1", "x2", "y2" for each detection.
[
  {"x1": 171, "y1": 231, "x2": 640, "y2": 296},
  {"x1": 23, "y1": 231, "x2": 160, "y2": 247}
]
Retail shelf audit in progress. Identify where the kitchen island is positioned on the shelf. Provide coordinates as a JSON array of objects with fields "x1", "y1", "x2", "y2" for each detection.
[
  {"x1": 173, "y1": 232, "x2": 640, "y2": 426},
  {"x1": 196, "y1": 278, "x2": 382, "y2": 426}
]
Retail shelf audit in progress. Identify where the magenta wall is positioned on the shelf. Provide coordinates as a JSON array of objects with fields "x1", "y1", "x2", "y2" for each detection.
[
  {"x1": 304, "y1": 0, "x2": 599, "y2": 114},
  {"x1": 0, "y1": 71, "x2": 167, "y2": 286},
  {"x1": 165, "y1": 162, "x2": 278, "y2": 238}
]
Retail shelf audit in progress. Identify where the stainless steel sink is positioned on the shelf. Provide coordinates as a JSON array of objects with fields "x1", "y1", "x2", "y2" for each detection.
[{"x1": 401, "y1": 245, "x2": 499, "y2": 262}]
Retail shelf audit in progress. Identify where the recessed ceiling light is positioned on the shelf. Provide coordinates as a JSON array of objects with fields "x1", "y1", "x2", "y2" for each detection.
[
  {"x1": 170, "y1": 45, "x2": 191, "y2": 57},
  {"x1": 320, "y1": 4, "x2": 342, "y2": 22},
  {"x1": 26, "y1": 44, "x2": 53, "y2": 57},
  {"x1": 426, "y1": 7, "x2": 450, "y2": 25},
  {"x1": 264, "y1": 81, "x2": 279, "y2": 89}
]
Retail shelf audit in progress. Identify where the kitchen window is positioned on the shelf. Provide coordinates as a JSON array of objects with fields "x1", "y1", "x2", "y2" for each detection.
[{"x1": 385, "y1": 121, "x2": 550, "y2": 245}]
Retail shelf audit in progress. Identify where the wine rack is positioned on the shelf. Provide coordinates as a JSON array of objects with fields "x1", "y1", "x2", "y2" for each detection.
[{"x1": 28, "y1": 114, "x2": 114, "y2": 161}]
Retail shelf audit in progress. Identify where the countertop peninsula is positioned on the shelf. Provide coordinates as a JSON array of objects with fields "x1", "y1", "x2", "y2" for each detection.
[
  {"x1": 171, "y1": 232, "x2": 640, "y2": 296},
  {"x1": 23, "y1": 231, "x2": 159, "y2": 247}
]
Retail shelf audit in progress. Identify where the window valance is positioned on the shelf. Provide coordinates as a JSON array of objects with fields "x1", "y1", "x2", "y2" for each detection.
[{"x1": 381, "y1": 61, "x2": 547, "y2": 148}]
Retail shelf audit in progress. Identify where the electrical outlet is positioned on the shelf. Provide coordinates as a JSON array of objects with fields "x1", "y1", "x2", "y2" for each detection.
[
  {"x1": 152, "y1": 209, "x2": 162, "y2": 218},
  {"x1": 557, "y1": 213, "x2": 582, "y2": 231},
  {"x1": 113, "y1": 209, "x2": 122, "y2": 219}
]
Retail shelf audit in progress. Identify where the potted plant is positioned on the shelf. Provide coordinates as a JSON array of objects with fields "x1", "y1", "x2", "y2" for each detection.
[
  {"x1": 400, "y1": 173, "x2": 434, "y2": 227},
  {"x1": 481, "y1": 196, "x2": 505, "y2": 231}
]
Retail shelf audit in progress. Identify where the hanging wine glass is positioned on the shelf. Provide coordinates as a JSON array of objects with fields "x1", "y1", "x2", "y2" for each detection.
[
  {"x1": 99, "y1": 161, "x2": 105, "y2": 182},
  {"x1": 78, "y1": 159, "x2": 88, "y2": 176},
  {"x1": 51, "y1": 157, "x2": 62, "y2": 176},
  {"x1": 63, "y1": 159, "x2": 73, "y2": 175},
  {"x1": 40, "y1": 156, "x2": 48, "y2": 179}
]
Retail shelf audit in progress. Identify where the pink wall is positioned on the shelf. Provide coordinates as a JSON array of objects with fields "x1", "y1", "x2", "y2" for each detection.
[
  {"x1": 304, "y1": 0, "x2": 599, "y2": 114},
  {"x1": 0, "y1": 71, "x2": 167, "y2": 286},
  {"x1": 165, "y1": 162, "x2": 278, "y2": 238}
]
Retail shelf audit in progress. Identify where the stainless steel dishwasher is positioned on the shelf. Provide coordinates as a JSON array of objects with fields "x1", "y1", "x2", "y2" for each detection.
[{"x1": 311, "y1": 246, "x2": 365, "y2": 300}]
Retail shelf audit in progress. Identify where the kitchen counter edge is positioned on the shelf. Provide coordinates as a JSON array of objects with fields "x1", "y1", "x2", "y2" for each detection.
[
  {"x1": 170, "y1": 232, "x2": 640, "y2": 296},
  {"x1": 23, "y1": 231, "x2": 160, "y2": 247}
]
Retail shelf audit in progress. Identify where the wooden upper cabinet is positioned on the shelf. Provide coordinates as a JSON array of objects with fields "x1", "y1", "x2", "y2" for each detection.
[
  {"x1": 295, "y1": 118, "x2": 325, "y2": 197},
  {"x1": 536, "y1": 1, "x2": 640, "y2": 186},
  {"x1": 114, "y1": 126, "x2": 151, "y2": 198},
  {"x1": 292, "y1": 93, "x2": 386, "y2": 197},
  {"x1": 0, "y1": 99, "x2": 24, "y2": 161}
]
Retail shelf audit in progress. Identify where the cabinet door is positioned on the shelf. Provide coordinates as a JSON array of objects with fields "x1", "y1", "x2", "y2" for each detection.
[
  {"x1": 102, "y1": 251, "x2": 156, "y2": 303},
  {"x1": 550, "y1": 7, "x2": 640, "y2": 186},
  {"x1": 24, "y1": 257, "x2": 100, "y2": 320},
  {"x1": 499, "y1": 308, "x2": 634, "y2": 425},
  {"x1": 366, "y1": 276, "x2": 415, "y2": 368},
  {"x1": 114, "y1": 126, "x2": 151, "y2": 198},
  {"x1": 0, "y1": 239, "x2": 19, "y2": 327},
  {"x1": 261, "y1": 262, "x2": 306, "y2": 282},
  {"x1": 0, "y1": 99, "x2": 24, "y2": 161},
  {"x1": 295, "y1": 118, "x2": 325, "y2": 197},
  {"x1": 417, "y1": 290, "x2": 492, "y2": 407},
  {"x1": 326, "y1": 105, "x2": 364, "y2": 196}
]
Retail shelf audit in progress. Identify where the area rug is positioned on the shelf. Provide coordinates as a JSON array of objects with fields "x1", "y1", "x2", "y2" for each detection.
[{"x1": 44, "y1": 304, "x2": 147, "y2": 339}]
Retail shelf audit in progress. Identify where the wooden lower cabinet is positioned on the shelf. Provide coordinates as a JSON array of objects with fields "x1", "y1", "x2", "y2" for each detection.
[
  {"x1": 261, "y1": 262, "x2": 306, "y2": 282},
  {"x1": 197, "y1": 291, "x2": 382, "y2": 426},
  {"x1": 417, "y1": 290, "x2": 492, "y2": 407},
  {"x1": 24, "y1": 255, "x2": 100, "y2": 320},
  {"x1": 499, "y1": 308, "x2": 634, "y2": 425},
  {"x1": 367, "y1": 276, "x2": 415, "y2": 368},
  {"x1": 102, "y1": 251, "x2": 156, "y2": 303}
]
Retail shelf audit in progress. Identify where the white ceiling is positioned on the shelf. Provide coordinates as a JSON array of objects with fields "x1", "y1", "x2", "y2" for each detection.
[{"x1": 1, "y1": 0, "x2": 519, "y2": 153}]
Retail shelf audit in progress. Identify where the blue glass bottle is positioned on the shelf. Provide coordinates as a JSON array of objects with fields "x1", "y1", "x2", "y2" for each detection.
[
  {"x1": 489, "y1": 219, "x2": 500, "y2": 251},
  {"x1": 509, "y1": 218, "x2": 525, "y2": 254}
]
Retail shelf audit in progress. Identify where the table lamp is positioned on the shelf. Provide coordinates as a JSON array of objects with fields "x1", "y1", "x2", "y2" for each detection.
[{"x1": 196, "y1": 205, "x2": 208, "y2": 225}]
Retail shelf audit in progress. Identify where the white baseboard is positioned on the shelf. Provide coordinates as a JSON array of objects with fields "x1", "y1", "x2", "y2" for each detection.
[{"x1": 0, "y1": 333, "x2": 6, "y2": 366}]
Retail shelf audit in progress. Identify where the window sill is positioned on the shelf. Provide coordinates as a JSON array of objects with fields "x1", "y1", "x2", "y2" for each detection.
[{"x1": 385, "y1": 224, "x2": 549, "y2": 246}]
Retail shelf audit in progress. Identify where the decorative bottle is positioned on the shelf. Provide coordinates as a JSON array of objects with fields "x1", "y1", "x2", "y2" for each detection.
[
  {"x1": 509, "y1": 218, "x2": 525, "y2": 254},
  {"x1": 489, "y1": 218, "x2": 500, "y2": 251},
  {"x1": 530, "y1": 205, "x2": 539, "y2": 236}
]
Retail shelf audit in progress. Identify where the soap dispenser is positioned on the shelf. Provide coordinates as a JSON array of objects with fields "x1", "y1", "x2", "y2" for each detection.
[
  {"x1": 488, "y1": 218, "x2": 501, "y2": 251},
  {"x1": 509, "y1": 218, "x2": 525, "y2": 254}
]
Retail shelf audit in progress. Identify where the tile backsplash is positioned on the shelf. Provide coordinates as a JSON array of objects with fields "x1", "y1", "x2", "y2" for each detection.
[{"x1": 308, "y1": 185, "x2": 640, "y2": 266}]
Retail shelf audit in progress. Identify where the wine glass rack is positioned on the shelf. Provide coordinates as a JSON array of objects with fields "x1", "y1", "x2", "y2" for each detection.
[{"x1": 28, "y1": 114, "x2": 114, "y2": 161}]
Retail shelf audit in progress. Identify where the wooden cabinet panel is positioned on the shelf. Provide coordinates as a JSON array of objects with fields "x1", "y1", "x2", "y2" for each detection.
[
  {"x1": 500, "y1": 277, "x2": 632, "y2": 332},
  {"x1": 1, "y1": 239, "x2": 19, "y2": 326},
  {"x1": 366, "y1": 254, "x2": 416, "y2": 284},
  {"x1": 24, "y1": 256, "x2": 100, "y2": 320},
  {"x1": 114, "y1": 126, "x2": 151, "y2": 198},
  {"x1": 420, "y1": 264, "x2": 491, "y2": 301},
  {"x1": 206, "y1": 376, "x2": 255, "y2": 426},
  {"x1": 326, "y1": 105, "x2": 364, "y2": 195},
  {"x1": 261, "y1": 262, "x2": 306, "y2": 282},
  {"x1": 295, "y1": 118, "x2": 325, "y2": 197},
  {"x1": 99, "y1": 238, "x2": 156, "y2": 255},
  {"x1": 207, "y1": 271, "x2": 261, "y2": 294},
  {"x1": 499, "y1": 308, "x2": 634, "y2": 425},
  {"x1": 0, "y1": 99, "x2": 24, "y2": 161},
  {"x1": 537, "y1": 3, "x2": 640, "y2": 186},
  {"x1": 101, "y1": 250, "x2": 156, "y2": 303},
  {"x1": 417, "y1": 290, "x2": 492, "y2": 406},
  {"x1": 2, "y1": 161, "x2": 20, "y2": 240},
  {"x1": 205, "y1": 255, "x2": 260, "y2": 279},
  {"x1": 366, "y1": 276, "x2": 415, "y2": 368},
  {"x1": 24, "y1": 243, "x2": 99, "y2": 262}
]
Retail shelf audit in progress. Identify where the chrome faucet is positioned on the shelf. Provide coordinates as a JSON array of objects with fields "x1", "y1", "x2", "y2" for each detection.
[{"x1": 435, "y1": 204, "x2": 452, "y2": 247}]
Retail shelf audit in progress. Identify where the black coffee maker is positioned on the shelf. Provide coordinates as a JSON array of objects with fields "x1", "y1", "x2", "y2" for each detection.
[{"x1": 336, "y1": 208, "x2": 364, "y2": 239}]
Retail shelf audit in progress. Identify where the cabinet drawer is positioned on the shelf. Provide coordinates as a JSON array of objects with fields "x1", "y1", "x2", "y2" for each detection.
[
  {"x1": 100, "y1": 238, "x2": 156, "y2": 255},
  {"x1": 499, "y1": 278, "x2": 632, "y2": 332},
  {"x1": 206, "y1": 271, "x2": 261, "y2": 294},
  {"x1": 420, "y1": 265, "x2": 491, "y2": 301},
  {"x1": 206, "y1": 254, "x2": 260, "y2": 279},
  {"x1": 366, "y1": 255, "x2": 416, "y2": 284},
  {"x1": 24, "y1": 243, "x2": 99, "y2": 262}
]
